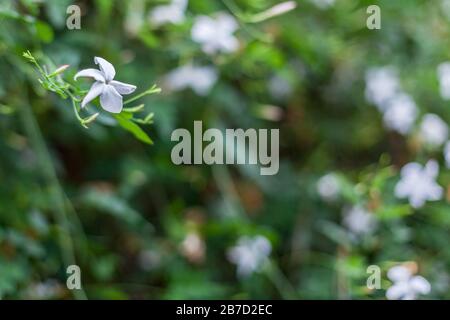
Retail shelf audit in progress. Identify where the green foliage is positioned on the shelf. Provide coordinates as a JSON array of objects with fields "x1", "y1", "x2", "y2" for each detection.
[{"x1": 0, "y1": 0, "x2": 449, "y2": 300}]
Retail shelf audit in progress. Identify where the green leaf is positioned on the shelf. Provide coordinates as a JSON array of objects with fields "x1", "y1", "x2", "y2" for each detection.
[
  {"x1": 376, "y1": 204, "x2": 413, "y2": 220},
  {"x1": 35, "y1": 20, "x2": 54, "y2": 43},
  {"x1": 114, "y1": 114, "x2": 153, "y2": 145}
]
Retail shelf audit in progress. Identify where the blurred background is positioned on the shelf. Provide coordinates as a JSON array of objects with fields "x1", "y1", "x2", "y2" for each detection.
[{"x1": 1, "y1": 0, "x2": 450, "y2": 299}]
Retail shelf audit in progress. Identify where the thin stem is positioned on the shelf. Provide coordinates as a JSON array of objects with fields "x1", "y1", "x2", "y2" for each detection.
[
  {"x1": 71, "y1": 98, "x2": 88, "y2": 128},
  {"x1": 124, "y1": 86, "x2": 161, "y2": 105},
  {"x1": 18, "y1": 95, "x2": 88, "y2": 300},
  {"x1": 263, "y1": 261, "x2": 297, "y2": 300},
  {"x1": 221, "y1": 0, "x2": 273, "y2": 43}
]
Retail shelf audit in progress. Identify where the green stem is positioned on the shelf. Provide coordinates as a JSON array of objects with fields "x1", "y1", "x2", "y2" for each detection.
[
  {"x1": 124, "y1": 86, "x2": 161, "y2": 105},
  {"x1": 18, "y1": 97, "x2": 88, "y2": 300},
  {"x1": 221, "y1": 0, "x2": 273, "y2": 43},
  {"x1": 263, "y1": 261, "x2": 297, "y2": 299},
  {"x1": 71, "y1": 98, "x2": 88, "y2": 128}
]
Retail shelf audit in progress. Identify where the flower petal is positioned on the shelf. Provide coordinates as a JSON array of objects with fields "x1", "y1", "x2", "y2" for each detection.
[
  {"x1": 74, "y1": 68, "x2": 105, "y2": 82},
  {"x1": 100, "y1": 84, "x2": 123, "y2": 113},
  {"x1": 81, "y1": 81, "x2": 105, "y2": 108},
  {"x1": 425, "y1": 160, "x2": 439, "y2": 178},
  {"x1": 216, "y1": 12, "x2": 238, "y2": 33},
  {"x1": 94, "y1": 57, "x2": 116, "y2": 82},
  {"x1": 386, "y1": 282, "x2": 409, "y2": 300},
  {"x1": 410, "y1": 276, "x2": 431, "y2": 295},
  {"x1": 110, "y1": 80, "x2": 137, "y2": 95},
  {"x1": 387, "y1": 265, "x2": 412, "y2": 282}
]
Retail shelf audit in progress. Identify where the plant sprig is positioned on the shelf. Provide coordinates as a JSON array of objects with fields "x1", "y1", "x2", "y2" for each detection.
[{"x1": 23, "y1": 51, "x2": 160, "y2": 144}]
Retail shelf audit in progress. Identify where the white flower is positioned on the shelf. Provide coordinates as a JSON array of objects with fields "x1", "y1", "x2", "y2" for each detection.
[
  {"x1": 74, "y1": 57, "x2": 136, "y2": 113},
  {"x1": 310, "y1": 0, "x2": 335, "y2": 9},
  {"x1": 419, "y1": 114, "x2": 449, "y2": 147},
  {"x1": 138, "y1": 249, "x2": 161, "y2": 271},
  {"x1": 26, "y1": 279, "x2": 62, "y2": 299},
  {"x1": 268, "y1": 75, "x2": 293, "y2": 100},
  {"x1": 382, "y1": 93, "x2": 418, "y2": 134},
  {"x1": 365, "y1": 67, "x2": 400, "y2": 111},
  {"x1": 386, "y1": 265, "x2": 431, "y2": 300},
  {"x1": 180, "y1": 232, "x2": 205, "y2": 263},
  {"x1": 395, "y1": 160, "x2": 443, "y2": 208},
  {"x1": 149, "y1": 0, "x2": 188, "y2": 26},
  {"x1": 191, "y1": 12, "x2": 239, "y2": 55},
  {"x1": 316, "y1": 173, "x2": 340, "y2": 201},
  {"x1": 164, "y1": 64, "x2": 218, "y2": 96},
  {"x1": 444, "y1": 141, "x2": 450, "y2": 168},
  {"x1": 343, "y1": 205, "x2": 377, "y2": 236},
  {"x1": 437, "y1": 62, "x2": 450, "y2": 100},
  {"x1": 227, "y1": 235, "x2": 271, "y2": 277}
]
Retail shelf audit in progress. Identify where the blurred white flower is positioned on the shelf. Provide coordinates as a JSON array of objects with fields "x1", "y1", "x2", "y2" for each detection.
[
  {"x1": 191, "y1": 13, "x2": 239, "y2": 55},
  {"x1": 74, "y1": 57, "x2": 136, "y2": 113},
  {"x1": 138, "y1": 249, "x2": 162, "y2": 271},
  {"x1": 26, "y1": 279, "x2": 62, "y2": 299},
  {"x1": 268, "y1": 75, "x2": 293, "y2": 100},
  {"x1": 444, "y1": 141, "x2": 450, "y2": 168},
  {"x1": 437, "y1": 62, "x2": 450, "y2": 100},
  {"x1": 164, "y1": 64, "x2": 218, "y2": 96},
  {"x1": 258, "y1": 105, "x2": 284, "y2": 122},
  {"x1": 343, "y1": 205, "x2": 377, "y2": 236},
  {"x1": 124, "y1": 0, "x2": 145, "y2": 35},
  {"x1": 149, "y1": 0, "x2": 188, "y2": 26},
  {"x1": 419, "y1": 114, "x2": 449, "y2": 147},
  {"x1": 316, "y1": 173, "x2": 340, "y2": 201},
  {"x1": 383, "y1": 93, "x2": 418, "y2": 134},
  {"x1": 180, "y1": 232, "x2": 205, "y2": 263},
  {"x1": 227, "y1": 235, "x2": 271, "y2": 277},
  {"x1": 365, "y1": 67, "x2": 400, "y2": 111},
  {"x1": 310, "y1": 0, "x2": 335, "y2": 9},
  {"x1": 395, "y1": 160, "x2": 443, "y2": 208},
  {"x1": 386, "y1": 265, "x2": 431, "y2": 300}
]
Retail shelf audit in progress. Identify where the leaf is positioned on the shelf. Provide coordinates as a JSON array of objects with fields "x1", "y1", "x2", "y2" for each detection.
[
  {"x1": 80, "y1": 188, "x2": 153, "y2": 230},
  {"x1": 376, "y1": 204, "x2": 413, "y2": 220},
  {"x1": 114, "y1": 114, "x2": 153, "y2": 145},
  {"x1": 35, "y1": 20, "x2": 54, "y2": 43}
]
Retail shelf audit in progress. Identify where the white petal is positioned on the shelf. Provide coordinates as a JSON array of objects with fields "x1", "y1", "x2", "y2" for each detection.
[
  {"x1": 216, "y1": 12, "x2": 238, "y2": 33},
  {"x1": 81, "y1": 82, "x2": 105, "y2": 108},
  {"x1": 410, "y1": 195, "x2": 425, "y2": 209},
  {"x1": 110, "y1": 80, "x2": 137, "y2": 95},
  {"x1": 425, "y1": 160, "x2": 439, "y2": 178},
  {"x1": 165, "y1": 66, "x2": 191, "y2": 91},
  {"x1": 191, "y1": 16, "x2": 216, "y2": 43},
  {"x1": 100, "y1": 85, "x2": 123, "y2": 113},
  {"x1": 190, "y1": 66, "x2": 218, "y2": 95},
  {"x1": 220, "y1": 36, "x2": 239, "y2": 53},
  {"x1": 387, "y1": 266, "x2": 412, "y2": 282},
  {"x1": 410, "y1": 276, "x2": 431, "y2": 295},
  {"x1": 400, "y1": 162, "x2": 422, "y2": 177},
  {"x1": 94, "y1": 57, "x2": 116, "y2": 82},
  {"x1": 74, "y1": 68, "x2": 105, "y2": 82},
  {"x1": 253, "y1": 236, "x2": 271, "y2": 256},
  {"x1": 402, "y1": 292, "x2": 417, "y2": 300},
  {"x1": 386, "y1": 282, "x2": 409, "y2": 300}
]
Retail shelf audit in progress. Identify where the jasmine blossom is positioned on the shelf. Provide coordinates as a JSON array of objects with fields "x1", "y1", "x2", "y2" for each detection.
[
  {"x1": 386, "y1": 265, "x2": 431, "y2": 300},
  {"x1": 191, "y1": 13, "x2": 239, "y2": 55},
  {"x1": 394, "y1": 160, "x2": 443, "y2": 208},
  {"x1": 74, "y1": 57, "x2": 137, "y2": 113},
  {"x1": 227, "y1": 235, "x2": 271, "y2": 277}
]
